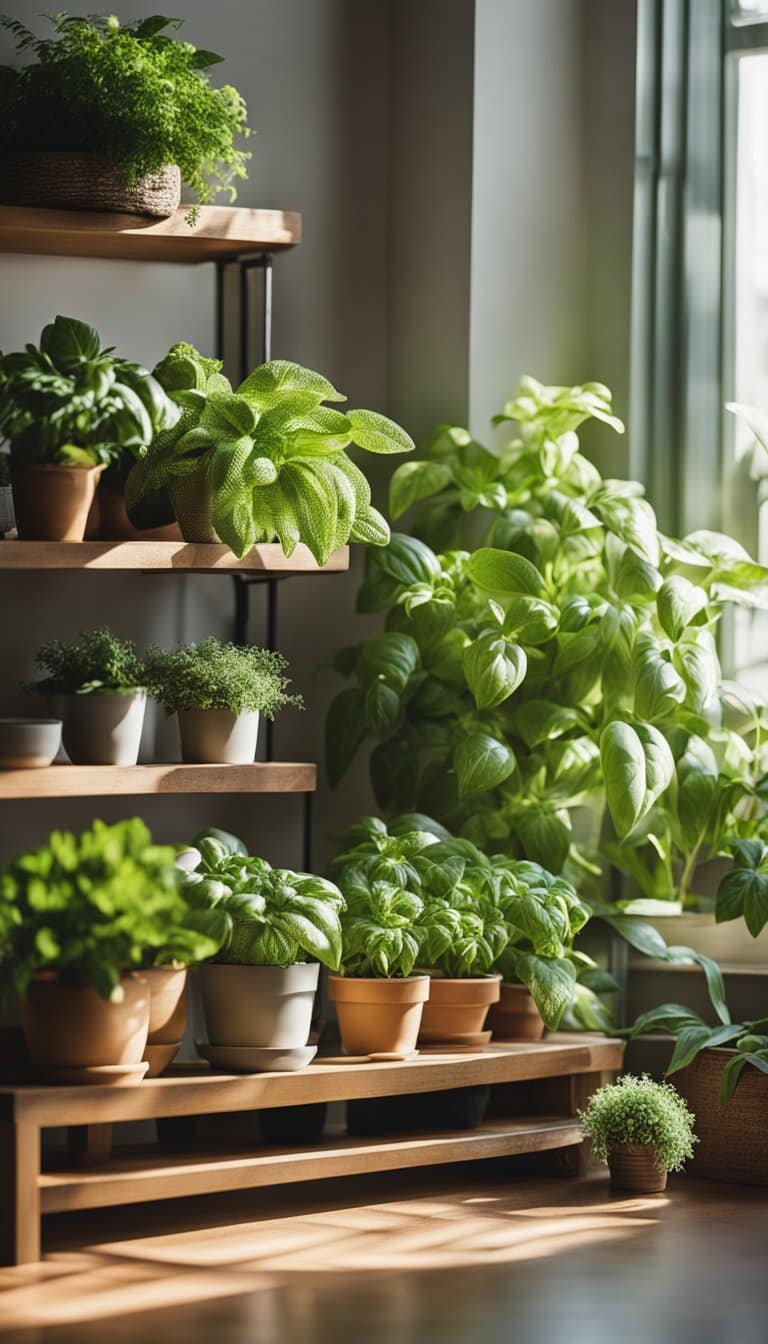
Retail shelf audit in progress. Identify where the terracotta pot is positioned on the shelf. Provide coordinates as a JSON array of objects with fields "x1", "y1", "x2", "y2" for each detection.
[
  {"x1": 178, "y1": 708, "x2": 261, "y2": 764},
  {"x1": 486, "y1": 982, "x2": 545, "y2": 1041},
  {"x1": 21, "y1": 973, "x2": 150, "y2": 1082},
  {"x1": 675, "y1": 1048, "x2": 768, "y2": 1184},
  {"x1": 142, "y1": 967, "x2": 188, "y2": 1077},
  {"x1": 54, "y1": 691, "x2": 146, "y2": 765},
  {"x1": 11, "y1": 462, "x2": 104, "y2": 541},
  {"x1": 418, "y1": 974, "x2": 501, "y2": 1044},
  {"x1": 608, "y1": 1143, "x2": 668, "y2": 1193},
  {"x1": 328, "y1": 975, "x2": 430, "y2": 1057},
  {"x1": 88, "y1": 482, "x2": 183, "y2": 542},
  {"x1": 199, "y1": 963, "x2": 319, "y2": 1048}
]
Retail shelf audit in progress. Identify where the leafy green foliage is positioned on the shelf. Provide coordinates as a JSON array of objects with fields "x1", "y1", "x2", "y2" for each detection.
[
  {"x1": 0, "y1": 13, "x2": 250, "y2": 207},
  {"x1": 716, "y1": 839, "x2": 768, "y2": 937},
  {"x1": 0, "y1": 315, "x2": 177, "y2": 466},
  {"x1": 0, "y1": 818, "x2": 226, "y2": 999},
  {"x1": 31, "y1": 627, "x2": 145, "y2": 695},
  {"x1": 327, "y1": 376, "x2": 768, "y2": 910},
  {"x1": 145, "y1": 637, "x2": 303, "y2": 717},
  {"x1": 126, "y1": 345, "x2": 414, "y2": 562},
  {"x1": 179, "y1": 829, "x2": 344, "y2": 970},
  {"x1": 579, "y1": 1074, "x2": 697, "y2": 1173}
]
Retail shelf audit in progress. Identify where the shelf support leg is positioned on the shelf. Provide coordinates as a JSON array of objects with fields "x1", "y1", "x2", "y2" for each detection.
[
  {"x1": 68, "y1": 1123, "x2": 113, "y2": 1168},
  {"x1": 0, "y1": 1120, "x2": 41, "y2": 1266}
]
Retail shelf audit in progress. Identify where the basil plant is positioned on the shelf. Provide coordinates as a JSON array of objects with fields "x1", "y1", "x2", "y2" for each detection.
[
  {"x1": 127, "y1": 343, "x2": 414, "y2": 562},
  {"x1": 178, "y1": 828, "x2": 344, "y2": 970},
  {"x1": 327, "y1": 378, "x2": 768, "y2": 912}
]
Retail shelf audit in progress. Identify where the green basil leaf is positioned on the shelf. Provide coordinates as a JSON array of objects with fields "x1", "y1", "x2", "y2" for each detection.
[
  {"x1": 454, "y1": 733, "x2": 516, "y2": 797},
  {"x1": 365, "y1": 680, "x2": 401, "y2": 738},
  {"x1": 600, "y1": 720, "x2": 674, "y2": 838},
  {"x1": 468, "y1": 548, "x2": 547, "y2": 597},
  {"x1": 389, "y1": 461, "x2": 453, "y2": 518},
  {"x1": 346, "y1": 408, "x2": 415, "y2": 455},
  {"x1": 657, "y1": 575, "x2": 708, "y2": 641},
  {"x1": 326, "y1": 688, "x2": 369, "y2": 787},
  {"x1": 463, "y1": 635, "x2": 527, "y2": 710}
]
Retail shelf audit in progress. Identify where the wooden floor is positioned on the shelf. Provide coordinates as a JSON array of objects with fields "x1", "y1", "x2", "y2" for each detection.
[{"x1": 0, "y1": 1163, "x2": 764, "y2": 1342}]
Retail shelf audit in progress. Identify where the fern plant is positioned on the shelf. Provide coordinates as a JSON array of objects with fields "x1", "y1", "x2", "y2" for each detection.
[
  {"x1": 126, "y1": 345, "x2": 414, "y2": 563},
  {"x1": 0, "y1": 13, "x2": 250, "y2": 207}
]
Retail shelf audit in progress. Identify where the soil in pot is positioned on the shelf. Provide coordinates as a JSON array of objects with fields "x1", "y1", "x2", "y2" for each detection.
[
  {"x1": 675, "y1": 1048, "x2": 768, "y2": 1184},
  {"x1": 328, "y1": 975, "x2": 430, "y2": 1057},
  {"x1": 142, "y1": 967, "x2": 187, "y2": 1077},
  {"x1": 178, "y1": 708, "x2": 260, "y2": 765},
  {"x1": 21, "y1": 972, "x2": 150, "y2": 1082},
  {"x1": 418, "y1": 974, "x2": 501, "y2": 1045},
  {"x1": 199, "y1": 963, "x2": 319, "y2": 1049},
  {"x1": 11, "y1": 462, "x2": 103, "y2": 541},
  {"x1": 259, "y1": 1103, "x2": 328, "y2": 1146},
  {"x1": 608, "y1": 1143, "x2": 668, "y2": 1193},
  {"x1": 55, "y1": 691, "x2": 147, "y2": 766},
  {"x1": 486, "y1": 983, "x2": 545, "y2": 1041},
  {"x1": 347, "y1": 1085, "x2": 491, "y2": 1136}
]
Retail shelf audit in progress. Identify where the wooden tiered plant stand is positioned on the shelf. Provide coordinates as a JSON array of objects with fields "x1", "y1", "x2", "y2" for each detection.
[{"x1": 0, "y1": 1034, "x2": 623, "y2": 1265}]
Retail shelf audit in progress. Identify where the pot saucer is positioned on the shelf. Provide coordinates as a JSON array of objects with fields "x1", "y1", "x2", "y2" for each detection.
[
  {"x1": 366, "y1": 1050, "x2": 420, "y2": 1062},
  {"x1": 143, "y1": 1041, "x2": 182, "y2": 1077},
  {"x1": 196, "y1": 1042, "x2": 317, "y2": 1073},
  {"x1": 418, "y1": 1029, "x2": 493, "y2": 1051},
  {"x1": 43, "y1": 1061, "x2": 150, "y2": 1086}
]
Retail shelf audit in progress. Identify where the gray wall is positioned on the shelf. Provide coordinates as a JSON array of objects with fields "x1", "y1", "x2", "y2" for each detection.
[{"x1": 0, "y1": 0, "x2": 637, "y2": 872}]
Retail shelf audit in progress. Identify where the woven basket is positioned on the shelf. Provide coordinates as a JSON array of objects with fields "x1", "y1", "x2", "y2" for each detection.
[
  {"x1": 608, "y1": 1144, "x2": 667, "y2": 1193},
  {"x1": 675, "y1": 1048, "x2": 768, "y2": 1185},
  {"x1": 1, "y1": 153, "x2": 181, "y2": 219}
]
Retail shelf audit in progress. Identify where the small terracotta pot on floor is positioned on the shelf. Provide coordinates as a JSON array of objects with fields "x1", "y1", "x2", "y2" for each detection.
[
  {"x1": 21, "y1": 972, "x2": 150, "y2": 1085},
  {"x1": 143, "y1": 967, "x2": 188, "y2": 1076},
  {"x1": 486, "y1": 983, "x2": 545, "y2": 1040},
  {"x1": 608, "y1": 1143, "x2": 667, "y2": 1193},
  {"x1": 11, "y1": 462, "x2": 103, "y2": 541},
  {"x1": 418, "y1": 973, "x2": 501, "y2": 1046},
  {"x1": 328, "y1": 975, "x2": 430, "y2": 1058}
]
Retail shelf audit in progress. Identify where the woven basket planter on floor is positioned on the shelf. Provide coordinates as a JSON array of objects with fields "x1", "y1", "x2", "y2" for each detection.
[
  {"x1": 675, "y1": 1048, "x2": 768, "y2": 1185},
  {"x1": 1, "y1": 154, "x2": 181, "y2": 218}
]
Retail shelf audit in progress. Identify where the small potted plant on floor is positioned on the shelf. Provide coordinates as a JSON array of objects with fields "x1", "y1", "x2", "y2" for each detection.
[
  {"x1": 146, "y1": 637, "x2": 303, "y2": 764},
  {"x1": 0, "y1": 13, "x2": 250, "y2": 220},
  {"x1": 0, "y1": 817, "x2": 225, "y2": 1084},
  {"x1": 126, "y1": 343, "x2": 414, "y2": 562},
  {"x1": 0, "y1": 315, "x2": 177, "y2": 540},
  {"x1": 29, "y1": 628, "x2": 147, "y2": 765},
  {"x1": 179, "y1": 828, "x2": 344, "y2": 1071},
  {"x1": 579, "y1": 1074, "x2": 697, "y2": 1193}
]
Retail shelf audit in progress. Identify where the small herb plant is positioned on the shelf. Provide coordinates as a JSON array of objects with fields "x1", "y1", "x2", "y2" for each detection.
[
  {"x1": 31, "y1": 628, "x2": 145, "y2": 696},
  {"x1": 0, "y1": 315, "x2": 177, "y2": 467},
  {"x1": 579, "y1": 1074, "x2": 697, "y2": 1173},
  {"x1": 145, "y1": 638, "x2": 303, "y2": 717},
  {"x1": 179, "y1": 829, "x2": 344, "y2": 969},
  {"x1": 126, "y1": 345, "x2": 414, "y2": 563},
  {"x1": 0, "y1": 13, "x2": 250, "y2": 210},
  {"x1": 0, "y1": 818, "x2": 226, "y2": 1000}
]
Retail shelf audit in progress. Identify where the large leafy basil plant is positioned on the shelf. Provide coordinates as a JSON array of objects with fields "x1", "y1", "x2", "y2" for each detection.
[
  {"x1": 326, "y1": 377, "x2": 768, "y2": 912},
  {"x1": 126, "y1": 344, "x2": 414, "y2": 563},
  {"x1": 178, "y1": 828, "x2": 344, "y2": 969}
]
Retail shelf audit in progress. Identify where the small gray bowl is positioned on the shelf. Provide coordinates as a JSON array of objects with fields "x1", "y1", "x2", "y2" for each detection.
[{"x1": 0, "y1": 718, "x2": 62, "y2": 768}]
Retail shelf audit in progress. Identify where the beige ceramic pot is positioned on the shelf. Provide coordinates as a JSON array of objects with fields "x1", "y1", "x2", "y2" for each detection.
[
  {"x1": 608, "y1": 1143, "x2": 667, "y2": 1193},
  {"x1": 329, "y1": 974, "x2": 430, "y2": 1057},
  {"x1": 486, "y1": 982, "x2": 545, "y2": 1041},
  {"x1": 22, "y1": 972, "x2": 150, "y2": 1082},
  {"x1": 178, "y1": 708, "x2": 261, "y2": 765},
  {"x1": 142, "y1": 966, "x2": 188, "y2": 1077},
  {"x1": 11, "y1": 462, "x2": 103, "y2": 541},
  {"x1": 55, "y1": 690, "x2": 147, "y2": 766},
  {"x1": 199, "y1": 962, "x2": 319, "y2": 1049},
  {"x1": 418, "y1": 973, "x2": 501, "y2": 1044}
]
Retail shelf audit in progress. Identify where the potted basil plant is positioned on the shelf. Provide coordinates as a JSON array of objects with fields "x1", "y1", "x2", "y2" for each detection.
[
  {"x1": 0, "y1": 315, "x2": 177, "y2": 540},
  {"x1": 146, "y1": 637, "x2": 303, "y2": 764},
  {"x1": 179, "y1": 829, "x2": 344, "y2": 1071},
  {"x1": 30, "y1": 628, "x2": 147, "y2": 765},
  {"x1": 0, "y1": 818, "x2": 225, "y2": 1084}
]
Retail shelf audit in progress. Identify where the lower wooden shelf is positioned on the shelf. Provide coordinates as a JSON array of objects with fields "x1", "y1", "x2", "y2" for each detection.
[
  {"x1": 0, "y1": 762, "x2": 316, "y2": 798},
  {"x1": 40, "y1": 1118, "x2": 582, "y2": 1214}
]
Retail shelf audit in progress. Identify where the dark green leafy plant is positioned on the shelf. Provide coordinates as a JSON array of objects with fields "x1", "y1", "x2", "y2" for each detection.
[
  {"x1": 126, "y1": 345, "x2": 414, "y2": 562},
  {"x1": 0, "y1": 315, "x2": 177, "y2": 466},
  {"x1": 579, "y1": 1073, "x2": 697, "y2": 1172},
  {"x1": 31, "y1": 628, "x2": 145, "y2": 696},
  {"x1": 0, "y1": 13, "x2": 250, "y2": 210},
  {"x1": 0, "y1": 818, "x2": 227, "y2": 999},
  {"x1": 716, "y1": 839, "x2": 768, "y2": 937},
  {"x1": 178, "y1": 828, "x2": 344, "y2": 969},
  {"x1": 145, "y1": 637, "x2": 303, "y2": 717},
  {"x1": 326, "y1": 377, "x2": 768, "y2": 911}
]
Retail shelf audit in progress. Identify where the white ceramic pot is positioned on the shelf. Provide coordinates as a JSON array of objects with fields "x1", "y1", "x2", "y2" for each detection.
[
  {"x1": 54, "y1": 691, "x2": 146, "y2": 766},
  {"x1": 628, "y1": 910, "x2": 768, "y2": 967},
  {"x1": 198, "y1": 962, "x2": 319, "y2": 1048},
  {"x1": 178, "y1": 708, "x2": 260, "y2": 764}
]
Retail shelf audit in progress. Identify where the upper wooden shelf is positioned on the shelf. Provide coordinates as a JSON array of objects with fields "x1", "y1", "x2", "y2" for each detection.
[
  {"x1": 0, "y1": 762, "x2": 316, "y2": 799},
  {"x1": 0, "y1": 205, "x2": 301, "y2": 265},
  {"x1": 0, "y1": 541, "x2": 348, "y2": 575}
]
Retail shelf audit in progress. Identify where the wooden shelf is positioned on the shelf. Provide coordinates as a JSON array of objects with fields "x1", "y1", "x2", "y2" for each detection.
[
  {"x1": 0, "y1": 205, "x2": 301, "y2": 264},
  {"x1": 0, "y1": 540, "x2": 348, "y2": 575},
  {"x1": 0, "y1": 762, "x2": 316, "y2": 799},
  {"x1": 39, "y1": 1118, "x2": 582, "y2": 1214}
]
